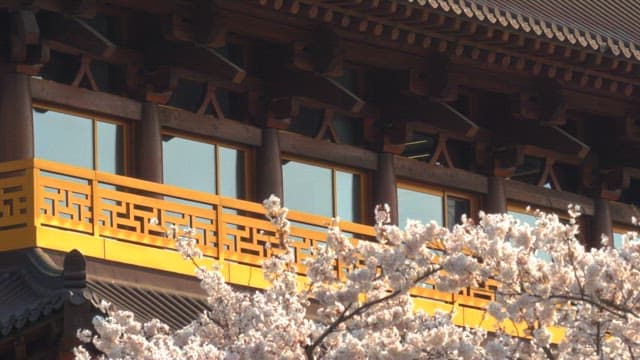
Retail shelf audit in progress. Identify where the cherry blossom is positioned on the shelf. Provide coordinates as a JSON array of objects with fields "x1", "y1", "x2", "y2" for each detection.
[{"x1": 75, "y1": 196, "x2": 640, "y2": 360}]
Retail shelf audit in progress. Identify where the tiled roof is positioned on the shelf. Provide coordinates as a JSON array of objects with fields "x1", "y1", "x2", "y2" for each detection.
[
  {"x1": 0, "y1": 271, "x2": 65, "y2": 336},
  {"x1": 0, "y1": 249, "x2": 210, "y2": 337},
  {"x1": 408, "y1": 0, "x2": 640, "y2": 61},
  {"x1": 87, "y1": 279, "x2": 210, "y2": 330}
]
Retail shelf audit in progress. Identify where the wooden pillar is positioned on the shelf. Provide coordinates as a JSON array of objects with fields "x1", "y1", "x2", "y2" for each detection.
[
  {"x1": 134, "y1": 103, "x2": 163, "y2": 183},
  {"x1": 0, "y1": 72, "x2": 34, "y2": 162},
  {"x1": 485, "y1": 176, "x2": 507, "y2": 214},
  {"x1": 374, "y1": 152, "x2": 398, "y2": 225},
  {"x1": 591, "y1": 198, "x2": 613, "y2": 248},
  {"x1": 256, "y1": 128, "x2": 283, "y2": 202}
]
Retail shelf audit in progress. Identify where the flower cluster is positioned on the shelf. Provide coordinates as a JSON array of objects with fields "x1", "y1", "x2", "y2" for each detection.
[{"x1": 76, "y1": 198, "x2": 640, "y2": 359}]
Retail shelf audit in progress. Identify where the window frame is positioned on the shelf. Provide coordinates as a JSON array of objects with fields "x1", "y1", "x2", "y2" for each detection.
[
  {"x1": 32, "y1": 103, "x2": 129, "y2": 175},
  {"x1": 612, "y1": 224, "x2": 636, "y2": 249},
  {"x1": 281, "y1": 155, "x2": 367, "y2": 223},
  {"x1": 161, "y1": 130, "x2": 251, "y2": 199},
  {"x1": 396, "y1": 180, "x2": 479, "y2": 229}
]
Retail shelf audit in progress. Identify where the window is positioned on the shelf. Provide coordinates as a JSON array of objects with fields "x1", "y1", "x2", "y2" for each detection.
[
  {"x1": 613, "y1": 226, "x2": 635, "y2": 249},
  {"x1": 33, "y1": 107, "x2": 125, "y2": 174},
  {"x1": 282, "y1": 159, "x2": 362, "y2": 223},
  {"x1": 162, "y1": 134, "x2": 246, "y2": 198},
  {"x1": 397, "y1": 183, "x2": 476, "y2": 230}
]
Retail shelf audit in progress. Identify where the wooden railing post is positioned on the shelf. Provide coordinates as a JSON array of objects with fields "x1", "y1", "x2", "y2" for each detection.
[
  {"x1": 217, "y1": 197, "x2": 226, "y2": 265},
  {"x1": 0, "y1": 72, "x2": 34, "y2": 162}
]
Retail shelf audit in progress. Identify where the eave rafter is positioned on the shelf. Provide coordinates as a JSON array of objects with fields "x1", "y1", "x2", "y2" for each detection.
[{"x1": 254, "y1": 0, "x2": 640, "y2": 99}]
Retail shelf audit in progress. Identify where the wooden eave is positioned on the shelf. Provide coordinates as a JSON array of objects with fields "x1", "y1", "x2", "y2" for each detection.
[{"x1": 248, "y1": 0, "x2": 640, "y2": 99}]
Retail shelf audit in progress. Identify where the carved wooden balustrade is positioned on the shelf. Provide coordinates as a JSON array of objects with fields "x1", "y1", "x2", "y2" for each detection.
[{"x1": 0, "y1": 158, "x2": 551, "y2": 337}]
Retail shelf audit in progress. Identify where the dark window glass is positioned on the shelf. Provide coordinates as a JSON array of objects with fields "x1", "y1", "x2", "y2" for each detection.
[
  {"x1": 162, "y1": 136, "x2": 216, "y2": 194},
  {"x1": 446, "y1": 196, "x2": 470, "y2": 230},
  {"x1": 397, "y1": 188, "x2": 443, "y2": 228},
  {"x1": 333, "y1": 114, "x2": 362, "y2": 146},
  {"x1": 289, "y1": 107, "x2": 323, "y2": 138}
]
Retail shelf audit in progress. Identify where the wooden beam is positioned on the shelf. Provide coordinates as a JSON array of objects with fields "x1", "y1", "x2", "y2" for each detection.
[
  {"x1": 31, "y1": 77, "x2": 141, "y2": 121},
  {"x1": 265, "y1": 69, "x2": 364, "y2": 114},
  {"x1": 279, "y1": 131, "x2": 377, "y2": 170},
  {"x1": 156, "y1": 105, "x2": 261, "y2": 147},
  {"x1": 39, "y1": 12, "x2": 116, "y2": 57},
  {"x1": 146, "y1": 42, "x2": 246, "y2": 85},
  {"x1": 380, "y1": 97, "x2": 479, "y2": 139},
  {"x1": 494, "y1": 116, "x2": 589, "y2": 163}
]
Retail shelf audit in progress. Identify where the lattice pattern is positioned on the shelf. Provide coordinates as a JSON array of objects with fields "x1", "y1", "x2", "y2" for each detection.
[
  {"x1": 25, "y1": 162, "x2": 496, "y2": 307},
  {"x1": 0, "y1": 174, "x2": 29, "y2": 229},
  {"x1": 98, "y1": 189, "x2": 219, "y2": 256},
  {"x1": 38, "y1": 176, "x2": 92, "y2": 233}
]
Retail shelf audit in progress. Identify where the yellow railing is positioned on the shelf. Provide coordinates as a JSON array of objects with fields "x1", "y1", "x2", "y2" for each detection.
[{"x1": 0, "y1": 159, "x2": 550, "y2": 338}]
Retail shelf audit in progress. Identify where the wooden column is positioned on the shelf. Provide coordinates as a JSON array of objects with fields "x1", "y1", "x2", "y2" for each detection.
[
  {"x1": 374, "y1": 152, "x2": 398, "y2": 225},
  {"x1": 134, "y1": 103, "x2": 163, "y2": 183},
  {"x1": 0, "y1": 72, "x2": 34, "y2": 162},
  {"x1": 591, "y1": 198, "x2": 613, "y2": 248},
  {"x1": 256, "y1": 128, "x2": 283, "y2": 202},
  {"x1": 485, "y1": 176, "x2": 507, "y2": 213}
]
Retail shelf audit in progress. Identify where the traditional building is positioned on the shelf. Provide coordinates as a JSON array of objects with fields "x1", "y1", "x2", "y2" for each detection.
[{"x1": 1, "y1": 0, "x2": 640, "y2": 357}]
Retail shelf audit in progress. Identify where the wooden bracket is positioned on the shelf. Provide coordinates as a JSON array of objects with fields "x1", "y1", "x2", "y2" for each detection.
[
  {"x1": 266, "y1": 70, "x2": 364, "y2": 115},
  {"x1": 315, "y1": 109, "x2": 340, "y2": 143},
  {"x1": 267, "y1": 97, "x2": 300, "y2": 129},
  {"x1": 537, "y1": 157, "x2": 561, "y2": 190},
  {"x1": 513, "y1": 80, "x2": 566, "y2": 126},
  {"x1": 61, "y1": 0, "x2": 96, "y2": 18},
  {"x1": 71, "y1": 55, "x2": 99, "y2": 91},
  {"x1": 9, "y1": 10, "x2": 49, "y2": 66},
  {"x1": 197, "y1": 82, "x2": 225, "y2": 119},
  {"x1": 164, "y1": 2, "x2": 226, "y2": 47},
  {"x1": 292, "y1": 26, "x2": 343, "y2": 76},
  {"x1": 429, "y1": 135, "x2": 454, "y2": 168}
]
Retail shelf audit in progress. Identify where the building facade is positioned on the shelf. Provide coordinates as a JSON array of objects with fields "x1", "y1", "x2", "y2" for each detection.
[{"x1": 1, "y1": 0, "x2": 640, "y2": 357}]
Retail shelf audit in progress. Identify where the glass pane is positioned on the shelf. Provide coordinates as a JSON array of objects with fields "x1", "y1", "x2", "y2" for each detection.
[
  {"x1": 397, "y1": 187, "x2": 443, "y2": 228},
  {"x1": 219, "y1": 146, "x2": 245, "y2": 199},
  {"x1": 613, "y1": 232, "x2": 624, "y2": 249},
  {"x1": 335, "y1": 171, "x2": 361, "y2": 223},
  {"x1": 97, "y1": 121, "x2": 124, "y2": 174},
  {"x1": 34, "y1": 109, "x2": 93, "y2": 169},
  {"x1": 447, "y1": 196, "x2": 470, "y2": 230},
  {"x1": 282, "y1": 161, "x2": 332, "y2": 218},
  {"x1": 163, "y1": 136, "x2": 216, "y2": 194}
]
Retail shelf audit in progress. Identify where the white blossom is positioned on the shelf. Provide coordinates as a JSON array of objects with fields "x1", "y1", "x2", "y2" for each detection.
[{"x1": 77, "y1": 198, "x2": 640, "y2": 360}]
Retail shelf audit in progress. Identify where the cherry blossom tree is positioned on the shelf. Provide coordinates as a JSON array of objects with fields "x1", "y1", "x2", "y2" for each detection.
[{"x1": 74, "y1": 197, "x2": 640, "y2": 359}]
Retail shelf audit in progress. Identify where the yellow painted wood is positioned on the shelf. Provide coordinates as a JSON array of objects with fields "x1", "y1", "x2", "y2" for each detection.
[
  {"x1": 35, "y1": 226, "x2": 105, "y2": 258},
  {"x1": 0, "y1": 227, "x2": 36, "y2": 251},
  {"x1": 104, "y1": 239, "x2": 215, "y2": 276},
  {"x1": 0, "y1": 159, "x2": 569, "y2": 341}
]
